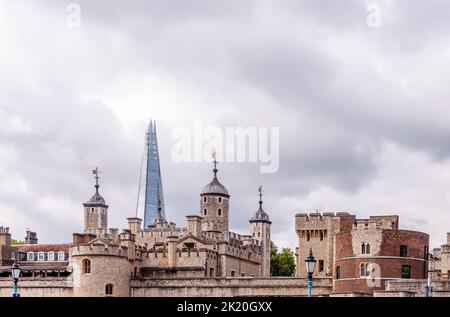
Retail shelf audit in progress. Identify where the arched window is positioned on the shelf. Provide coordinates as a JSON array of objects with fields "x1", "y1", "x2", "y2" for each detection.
[
  {"x1": 218, "y1": 208, "x2": 222, "y2": 216},
  {"x1": 105, "y1": 284, "x2": 114, "y2": 296},
  {"x1": 258, "y1": 232, "x2": 261, "y2": 238},
  {"x1": 203, "y1": 208, "x2": 207, "y2": 216},
  {"x1": 320, "y1": 231, "x2": 324, "y2": 241},
  {"x1": 360, "y1": 263, "x2": 367, "y2": 277},
  {"x1": 83, "y1": 259, "x2": 91, "y2": 274},
  {"x1": 203, "y1": 197, "x2": 207, "y2": 203},
  {"x1": 365, "y1": 244, "x2": 371, "y2": 254},
  {"x1": 218, "y1": 197, "x2": 222, "y2": 203},
  {"x1": 361, "y1": 243, "x2": 366, "y2": 254}
]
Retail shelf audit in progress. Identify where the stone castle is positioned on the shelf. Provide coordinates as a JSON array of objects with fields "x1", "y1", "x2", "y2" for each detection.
[{"x1": 2, "y1": 163, "x2": 450, "y2": 296}]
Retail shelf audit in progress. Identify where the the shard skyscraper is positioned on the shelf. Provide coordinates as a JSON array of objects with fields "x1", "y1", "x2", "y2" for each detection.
[{"x1": 141, "y1": 120, "x2": 166, "y2": 228}]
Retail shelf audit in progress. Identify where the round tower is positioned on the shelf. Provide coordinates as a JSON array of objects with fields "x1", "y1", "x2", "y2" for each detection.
[
  {"x1": 83, "y1": 167, "x2": 109, "y2": 236},
  {"x1": 200, "y1": 154, "x2": 230, "y2": 232},
  {"x1": 250, "y1": 186, "x2": 272, "y2": 277}
]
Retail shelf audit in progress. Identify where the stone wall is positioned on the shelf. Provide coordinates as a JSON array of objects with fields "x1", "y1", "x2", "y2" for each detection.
[
  {"x1": 130, "y1": 277, "x2": 332, "y2": 297},
  {"x1": 0, "y1": 277, "x2": 73, "y2": 297}
]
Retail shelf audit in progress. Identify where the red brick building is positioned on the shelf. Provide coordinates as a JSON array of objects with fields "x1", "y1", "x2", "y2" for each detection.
[{"x1": 333, "y1": 216, "x2": 429, "y2": 295}]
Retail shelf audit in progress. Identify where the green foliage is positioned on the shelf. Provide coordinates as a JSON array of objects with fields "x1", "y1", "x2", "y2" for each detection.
[
  {"x1": 270, "y1": 241, "x2": 296, "y2": 276},
  {"x1": 11, "y1": 239, "x2": 26, "y2": 245}
]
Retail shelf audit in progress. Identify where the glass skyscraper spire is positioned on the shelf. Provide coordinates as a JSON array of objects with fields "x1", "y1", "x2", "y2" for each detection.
[{"x1": 142, "y1": 120, "x2": 166, "y2": 228}]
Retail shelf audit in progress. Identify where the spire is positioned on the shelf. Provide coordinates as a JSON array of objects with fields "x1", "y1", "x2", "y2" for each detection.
[
  {"x1": 258, "y1": 185, "x2": 263, "y2": 209},
  {"x1": 212, "y1": 150, "x2": 218, "y2": 178},
  {"x1": 93, "y1": 167, "x2": 100, "y2": 194},
  {"x1": 250, "y1": 185, "x2": 271, "y2": 224},
  {"x1": 84, "y1": 167, "x2": 108, "y2": 207},
  {"x1": 156, "y1": 191, "x2": 162, "y2": 218}
]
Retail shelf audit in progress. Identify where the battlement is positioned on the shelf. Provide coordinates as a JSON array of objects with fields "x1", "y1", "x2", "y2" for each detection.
[
  {"x1": 0, "y1": 226, "x2": 9, "y2": 234},
  {"x1": 295, "y1": 212, "x2": 351, "y2": 221},
  {"x1": 353, "y1": 216, "x2": 398, "y2": 230},
  {"x1": 70, "y1": 244, "x2": 128, "y2": 257}
]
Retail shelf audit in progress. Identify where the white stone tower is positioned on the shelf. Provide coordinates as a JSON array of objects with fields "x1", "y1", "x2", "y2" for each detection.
[
  {"x1": 83, "y1": 167, "x2": 109, "y2": 236},
  {"x1": 200, "y1": 153, "x2": 230, "y2": 232},
  {"x1": 250, "y1": 186, "x2": 272, "y2": 277}
]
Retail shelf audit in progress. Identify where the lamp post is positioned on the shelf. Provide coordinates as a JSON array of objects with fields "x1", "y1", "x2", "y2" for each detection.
[
  {"x1": 305, "y1": 248, "x2": 316, "y2": 298},
  {"x1": 11, "y1": 261, "x2": 21, "y2": 298},
  {"x1": 426, "y1": 254, "x2": 436, "y2": 298}
]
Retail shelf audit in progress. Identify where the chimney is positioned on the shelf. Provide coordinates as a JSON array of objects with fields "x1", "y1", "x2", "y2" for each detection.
[
  {"x1": 0, "y1": 227, "x2": 11, "y2": 246},
  {"x1": 167, "y1": 236, "x2": 178, "y2": 268},
  {"x1": 25, "y1": 230, "x2": 38, "y2": 244},
  {"x1": 186, "y1": 215, "x2": 202, "y2": 237},
  {"x1": 447, "y1": 232, "x2": 450, "y2": 245},
  {"x1": 127, "y1": 218, "x2": 142, "y2": 235}
]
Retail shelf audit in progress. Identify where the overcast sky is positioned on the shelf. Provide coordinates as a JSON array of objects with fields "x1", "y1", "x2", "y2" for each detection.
[{"x1": 1, "y1": 1, "x2": 450, "y2": 250}]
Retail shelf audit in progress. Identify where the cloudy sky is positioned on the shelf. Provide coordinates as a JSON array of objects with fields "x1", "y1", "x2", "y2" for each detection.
[{"x1": 1, "y1": 0, "x2": 450, "y2": 250}]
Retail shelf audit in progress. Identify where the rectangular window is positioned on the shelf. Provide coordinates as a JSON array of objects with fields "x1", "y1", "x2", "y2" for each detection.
[
  {"x1": 48, "y1": 252, "x2": 55, "y2": 261},
  {"x1": 402, "y1": 265, "x2": 411, "y2": 279},
  {"x1": 27, "y1": 252, "x2": 34, "y2": 261},
  {"x1": 400, "y1": 245, "x2": 408, "y2": 257},
  {"x1": 336, "y1": 266, "x2": 340, "y2": 280},
  {"x1": 241, "y1": 273, "x2": 246, "y2": 277},
  {"x1": 231, "y1": 271, "x2": 236, "y2": 277},
  {"x1": 58, "y1": 251, "x2": 65, "y2": 261},
  {"x1": 319, "y1": 260, "x2": 324, "y2": 272},
  {"x1": 38, "y1": 252, "x2": 45, "y2": 261}
]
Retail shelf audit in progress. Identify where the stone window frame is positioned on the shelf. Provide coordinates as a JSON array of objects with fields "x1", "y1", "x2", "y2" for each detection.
[
  {"x1": 401, "y1": 265, "x2": 411, "y2": 279},
  {"x1": 400, "y1": 245, "x2": 408, "y2": 257},
  {"x1": 203, "y1": 197, "x2": 207, "y2": 203},
  {"x1": 360, "y1": 263, "x2": 370, "y2": 277},
  {"x1": 105, "y1": 283, "x2": 114, "y2": 296},
  {"x1": 318, "y1": 260, "x2": 325, "y2": 273},
  {"x1": 203, "y1": 208, "x2": 208, "y2": 216},
  {"x1": 218, "y1": 197, "x2": 222, "y2": 203},
  {"x1": 218, "y1": 208, "x2": 222, "y2": 216},
  {"x1": 82, "y1": 258, "x2": 91, "y2": 274}
]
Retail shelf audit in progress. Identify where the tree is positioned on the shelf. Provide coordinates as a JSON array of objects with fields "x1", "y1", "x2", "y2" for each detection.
[
  {"x1": 270, "y1": 241, "x2": 296, "y2": 277},
  {"x1": 11, "y1": 239, "x2": 25, "y2": 245}
]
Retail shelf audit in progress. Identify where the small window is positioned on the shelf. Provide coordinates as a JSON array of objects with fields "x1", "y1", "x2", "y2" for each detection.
[
  {"x1": 27, "y1": 252, "x2": 34, "y2": 261},
  {"x1": 48, "y1": 252, "x2": 55, "y2": 261},
  {"x1": 218, "y1": 197, "x2": 222, "y2": 203},
  {"x1": 91, "y1": 208, "x2": 94, "y2": 213},
  {"x1": 38, "y1": 252, "x2": 45, "y2": 261},
  {"x1": 361, "y1": 243, "x2": 366, "y2": 254},
  {"x1": 320, "y1": 231, "x2": 324, "y2": 241},
  {"x1": 319, "y1": 260, "x2": 324, "y2": 272},
  {"x1": 105, "y1": 284, "x2": 114, "y2": 296},
  {"x1": 58, "y1": 251, "x2": 65, "y2": 261},
  {"x1": 400, "y1": 245, "x2": 408, "y2": 257},
  {"x1": 360, "y1": 263, "x2": 366, "y2": 277},
  {"x1": 366, "y1": 244, "x2": 371, "y2": 254},
  {"x1": 218, "y1": 208, "x2": 222, "y2": 216},
  {"x1": 402, "y1": 265, "x2": 411, "y2": 279},
  {"x1": 203, "y1": 197, "x2": 207, "y2": 203},
  {"x1": 336, "y1": 266, "x2": 340, "y2": 280},
  {"x1": 83, "y1": 259, "x2": 91, "y2": 274},
  {"x1": 204, "y1": 208, "x2": 208, "y2": 216},
  {"x1": 306, "y1": 232, "x2": 310, "y2": 242},
  {"x1": 241, "y1": 273, "x2": 246, "y2": 277},
  {"x1": 231, "y1": 271, "x2": 236, "y2": 277},
  {"x1": 258, "y1": 232, "x2": 261, "y2": 238},
  {"x1": 209, "y1": 267, "x2": 215, "y2": 277}
]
